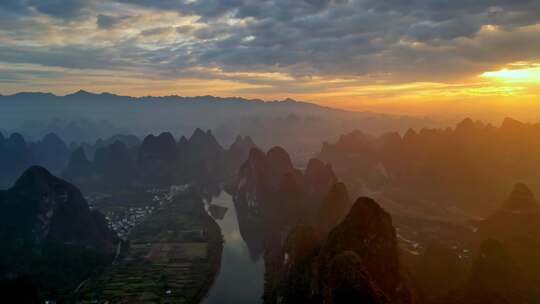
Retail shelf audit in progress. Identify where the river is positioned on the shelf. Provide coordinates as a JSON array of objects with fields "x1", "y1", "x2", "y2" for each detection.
[{"x1": 203, "y1": 192, "x2": 265, "y2": 304}]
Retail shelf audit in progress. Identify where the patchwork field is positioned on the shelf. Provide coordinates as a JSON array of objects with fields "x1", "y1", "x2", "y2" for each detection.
[{"x1": 75, "y1": 192, "x2": 223, "y2": 304}]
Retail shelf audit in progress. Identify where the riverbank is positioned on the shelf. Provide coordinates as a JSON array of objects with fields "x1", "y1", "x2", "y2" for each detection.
[{"x1": 193, "y1": 209, "x2": 224, "y2": 303}]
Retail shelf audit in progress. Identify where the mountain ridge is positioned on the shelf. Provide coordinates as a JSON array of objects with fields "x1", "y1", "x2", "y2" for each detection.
[{"x1": 1, "y1": 90, "x2": 354, "y2": 112}]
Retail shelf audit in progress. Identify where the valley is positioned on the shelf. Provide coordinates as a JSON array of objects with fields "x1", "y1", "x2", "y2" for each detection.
[{"x1": 76, "y1": 189, "x2": 222, "y2": 303}]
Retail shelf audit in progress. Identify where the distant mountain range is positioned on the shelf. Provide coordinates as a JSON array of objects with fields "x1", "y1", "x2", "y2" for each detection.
[
  {"x1": 0, "y1": 90, "x2": 434, "y2": 157},
  {"x1": 0, "y1": 128, "x2": 255, "y2": 192},
  {"x1": 64, "y1": 129, "x2": 255, "y2": 194}
]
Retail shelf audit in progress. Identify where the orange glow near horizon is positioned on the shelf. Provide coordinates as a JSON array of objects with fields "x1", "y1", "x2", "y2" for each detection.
[
  {"x1": 481, "y1": 63, "x2": 540, "y2": 82},
  {"x1": 1, "y1": 61, "x2": 540, "y2": 122}
]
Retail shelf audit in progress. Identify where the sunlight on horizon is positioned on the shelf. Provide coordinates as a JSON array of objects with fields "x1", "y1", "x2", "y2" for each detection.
[{"x1": 481, "y1": 63, "x2": 540, "y2": 83}]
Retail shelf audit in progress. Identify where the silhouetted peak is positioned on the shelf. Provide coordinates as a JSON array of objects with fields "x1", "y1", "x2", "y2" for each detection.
[
  {"x1": 68, "y1": 89, "x2": 95, "y2": 97},
  {"x1": 42, "y1": 132, "x2": 60, "y2": 141},
  {"x1": 501, "y1": 117, "x2": 525, "y2": 130},
  {"x1": 191, "y1": 128, "x2": 206, "y2": 139},
  {"x1": 403, "y1": 128, "x2": 418, "y2": 142},
  {"x1": 455, "y1": 117, "x2": 475, "y2": 132},
  {"x1": 8, "y1": 132, "x2": 26, "y2": 144},
  {"x1": 282, "y1": 98, "x2": 297, "y2": 103},
  {"x1": 267, "y1": 146, "x2": 293, "y2": 172},
  {"x1": 244, "y1": 136, "x2": 255, "y2": 146},
  {"x1": 142, "y1": 132, "x2": 176, "y2": 148},
  {"x1": 337, "y1": 130, "x2": 369, "y2": 146},
  {"x1": 502, "y1": 183, "x2": 538, "y2": 210},
  {"x1": 178, "y1": 135, "x2": 188, "y2": 146},
  {"x1": 229, "y1": 135, "x2": 257, "y2": 156},
  {"x1": 13, "y1": 166, "x2": 55, "y2": 191},
  {"x1": 188, "y1": 128, "x2": 220, "y2": 147},
  {"x1": 41, "y1": 132, "x2": 66, "y2": 146},
  {"x1": 345, "y1": 197, "x2": 392, "y2": 227},
  {"x1": 321, "y1": 196, "x2": 401, "y2": 300},
  {"x1": 157, "y1": 132, "x2": 175, "y2": 143}
]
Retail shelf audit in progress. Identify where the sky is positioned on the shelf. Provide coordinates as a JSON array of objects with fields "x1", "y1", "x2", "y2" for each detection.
[{"x1": 1, "y1": 0, "x2": 540, "y2": 120}]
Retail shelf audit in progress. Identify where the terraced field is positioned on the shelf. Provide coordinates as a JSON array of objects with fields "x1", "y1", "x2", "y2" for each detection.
[{"x1": 76, "y1": 192, "x2": 223, "y2": 304}]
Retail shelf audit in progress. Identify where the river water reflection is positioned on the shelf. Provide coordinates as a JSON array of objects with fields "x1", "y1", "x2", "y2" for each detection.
[{"x1": 203, "y1": 192, "x2": 264, "y2": 304}]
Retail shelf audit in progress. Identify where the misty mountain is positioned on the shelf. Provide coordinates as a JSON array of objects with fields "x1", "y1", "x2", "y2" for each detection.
[
  {"x1": 0, "y1": 132, "x2": 71, "y2": 188},
  {"x1": 0, "y1": 133, "x2": 34, "y2": 189},
  {"x1": 79, "y1": 134, "x2": 141, "y2": 160},
  {"x1": 64, "y1": 128, "x2": 257, "y2": 193},
  {"x1": 28, "y1": 133, "x2": 71, "y2": 174},
  {"x1": 318, "y1": 117, "x2": 540, "y2": 217},
  {"x1": 0, "y1": 91, "x2": 434, "y2": 159},
  {"x1": 227, "y1": 146, "x2": 337, "y2": 227}
]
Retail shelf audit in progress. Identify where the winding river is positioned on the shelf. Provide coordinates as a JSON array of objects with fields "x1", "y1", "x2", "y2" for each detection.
[{"x1": 203, "y1": 192, "x2": 265, "y2": 304}]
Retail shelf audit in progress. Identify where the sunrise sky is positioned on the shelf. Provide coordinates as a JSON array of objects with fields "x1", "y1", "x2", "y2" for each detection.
[{"x1": 1, "y1": 0, "x2": 539, "y2": 120}]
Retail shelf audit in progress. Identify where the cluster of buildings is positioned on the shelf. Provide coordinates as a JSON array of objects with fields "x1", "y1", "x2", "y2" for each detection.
[
  {"x1": 91, "y1": 185, "x2": 192, "y2": 240},
  {"x1": 106, "y1": 206, "x2": 156, "y2": 240}
]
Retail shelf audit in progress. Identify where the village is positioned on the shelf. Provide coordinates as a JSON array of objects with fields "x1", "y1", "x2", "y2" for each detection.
[{"x1": 86, "y1": 185, "x2": 191, "y2": 240}]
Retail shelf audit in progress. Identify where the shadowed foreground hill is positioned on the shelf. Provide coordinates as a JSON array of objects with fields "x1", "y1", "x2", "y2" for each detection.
[
  {"x1": 278, "y1": 197, "x2": 416, "y2": 304},
  {"x1": 477, "y1": 183, "x2": 540, "y2": 291},
  {"x1": 435, "y1": 239, "x2": 540, "y2": 304},
  {"x1": 425, "y1": 183, "x2": 540, "y2": 304},
  {"x1": 0, "y1": 167, "x2": 117, "y2": 301}
]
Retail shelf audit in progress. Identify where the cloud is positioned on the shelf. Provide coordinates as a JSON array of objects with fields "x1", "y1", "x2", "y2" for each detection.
[
  {"x1": 97, "y1": 14, "x2": 125, "y2": 29},
  {"x1": 0, "y1": 0, "x2": 540, "y2": 102},
  {"x1": 140, "y1": 26, "x2": 175, "y2": 37},
  {"x1": 29, "y1": 0, "x2": 91, "y2": 19},
  {"x1": 0, "y1": 44, "x2": 131, "y2": 70}
]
